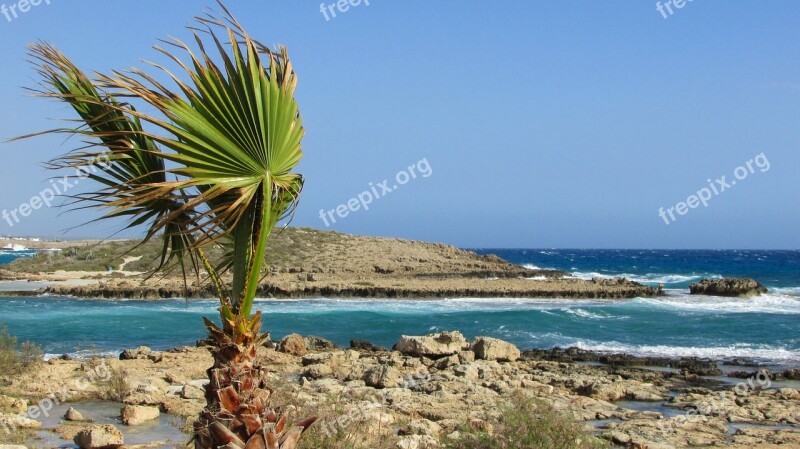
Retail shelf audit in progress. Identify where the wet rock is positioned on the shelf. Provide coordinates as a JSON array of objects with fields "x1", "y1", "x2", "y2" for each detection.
[
  {"x1": 120, "y1": 405, "x2": 160, "y2": 426},
  {"x1": 690, "y1": 277, "x2": 768, "y2": 298},
  {"x1": 783, "y1": 368, "x2": 800, "y2": 380},
  {"x1": 73, "y1": 424, "x2": 124, "y2": 448},
  {"x1": 277, "y1": 333, "x2": 307, "y2": 356},
  {"x1": 350, "y1": 339, "x2": 387, "y2": 352},
  {"x1": 522, "y1": 347, "x2": 600, "y2": 363},
  {"x1": 64, "y1": 407, "x2": 91, "y2": 422},
  {"x1": 470, "y1": 336, "x2": 520, "y2": 362},
  {"x1": 394, "y1": 331, "x2": 468, "y2": 358}
]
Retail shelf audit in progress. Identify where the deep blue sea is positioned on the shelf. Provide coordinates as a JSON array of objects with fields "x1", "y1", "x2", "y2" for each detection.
[{"x1": 1, "y1": 249, "x2": 798, "y2": 367}]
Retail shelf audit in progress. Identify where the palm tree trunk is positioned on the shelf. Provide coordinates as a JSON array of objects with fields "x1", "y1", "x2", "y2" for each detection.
[{"x1": 193, "y1": 314, "x2": 316, "y2": 449}]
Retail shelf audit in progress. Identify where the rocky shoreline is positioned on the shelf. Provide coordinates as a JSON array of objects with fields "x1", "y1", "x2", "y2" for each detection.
[{"x1": 1, "y1": 332, "x2": 797, "y2": 449}]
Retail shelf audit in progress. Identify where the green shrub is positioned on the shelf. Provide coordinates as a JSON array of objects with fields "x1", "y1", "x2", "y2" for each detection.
[
  {"x1": 443, "y1": 393, "x2": 609, "y2": 449},
  {"x1": 0, "y1": 325, "x2": 43, "y2": 376}
]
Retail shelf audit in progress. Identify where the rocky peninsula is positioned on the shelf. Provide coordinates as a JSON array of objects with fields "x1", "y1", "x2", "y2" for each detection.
[{"x1": 0, "y1": 228, "x2": 658, "y2": 300}]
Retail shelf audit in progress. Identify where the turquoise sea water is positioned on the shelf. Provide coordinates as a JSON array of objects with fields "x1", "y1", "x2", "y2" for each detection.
[{"x1": 1, "y1": 249, "x2": 798, "y2": 367}]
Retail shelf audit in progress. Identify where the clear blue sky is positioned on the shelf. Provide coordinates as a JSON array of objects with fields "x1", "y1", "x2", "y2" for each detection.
[{"x1": 0, "y1": 1, "x2": 798, "y2": 249}]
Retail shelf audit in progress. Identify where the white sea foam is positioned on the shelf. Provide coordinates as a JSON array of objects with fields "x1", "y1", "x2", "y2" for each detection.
[
  {"x1": 563, "y1": 308, "x2": 620, "y2": 320},
  {"x1": 771, "y1": 287, "x2": 800, "y2": 297},
  {"x1": 631, "y1": 293, "x2": 800, "y2": 315},
  {"x1": 570, "y1": 341, "x2": 800, "y2": 364},
  {"x1": 43, "y1": 350, "x2": 121, "y2": 361},
  {"x1": 570, "y1": 271, "x2": 721, "y2": 284}
]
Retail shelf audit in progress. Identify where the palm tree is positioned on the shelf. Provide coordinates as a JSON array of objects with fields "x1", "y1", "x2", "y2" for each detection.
[{"x1": 20, "y1": 3, "x2": 316, "y2": 448}]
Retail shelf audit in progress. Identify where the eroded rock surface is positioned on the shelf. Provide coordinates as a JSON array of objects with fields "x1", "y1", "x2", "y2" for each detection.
[{"x1": 690, "y1": 277, "x2": 768, "y2": 297}]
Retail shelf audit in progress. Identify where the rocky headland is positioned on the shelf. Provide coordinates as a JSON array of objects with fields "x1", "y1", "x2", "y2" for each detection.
[{"x1": 0, "y1": 228, "x2": 658, "y2": 300}]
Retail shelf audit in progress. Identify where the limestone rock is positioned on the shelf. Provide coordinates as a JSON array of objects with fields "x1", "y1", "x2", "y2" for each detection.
[
  {"x1": 350, "y1": 339, "x2": 387, "y2": 352},
  {"x1": 394, "y1": 332, "x2": 467, "y2": 358},
  {"x1": 73, "y1": 424, "x2": 124, "y2": 448},
  {"x1": 303, "y1": 364, "x2": 334, "y2": 380},
  {"x1": 470, "y1": 337, "x2": 521, "y2": 362},
  {"x1": 690, "y1": 278, "x2": 767, "y2": 298},
  {"x1": 119, "y1": 346, "x2": 155, "y2": 360},
  {"x1": 180, "y1": 384, "x2": 204, "y2": 400},
  {"x1": 65, "y1": 407, "x2": 91, "y2": 422},
  {"x1": 396, "y1": 435, "x2": 439, "y2": 449},
  {"x1": 364, "y1": 365, "x2": 404, "y2": 389},
  {"x1": 0, "y1": 395, "x2": 27, "y2": 414},
  {"x1": 304, "y1": 335, "x2": 338, "y2": 351},
  {"x1": 277, "y1": 333, "x2": 307, "y2": 356},
  {"x1": 0, "y1": 413, "x2": 41, "y2": 430},
  {"x1": 120, "y1": 405, "x2": 160, "y2": 426}
]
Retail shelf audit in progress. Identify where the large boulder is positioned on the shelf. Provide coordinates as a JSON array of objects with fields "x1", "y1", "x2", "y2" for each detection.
[
  {"x1": 690, "y1": 278, "x2": 767, "y2": 298},
  {"x1": 120, "y1": 405, "x2": 160, "y2": 426},
  {"x1": 394, "y1": 331, "x2": 468, "y2": 358},
  {"x1": 73, "y1": 424, "x2": 124, "y2": 449},
  {"x1": 277, "y1": 333, "x2": 307, "y2": 356},
  {"x1": 470, "y1": 337, "x2": 521, "y2": 362}
]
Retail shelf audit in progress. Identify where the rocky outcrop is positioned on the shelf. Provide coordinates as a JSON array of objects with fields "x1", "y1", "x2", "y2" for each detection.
[
  {"x1": 120, "y1": 405, "x2": 160, "y2": 426},
  {"x1": 394, "y1": 331, "x2": 468, "y2": 358},
  {"x1": 277, "y1": 333, "x2": 307, "y2": 356},
  {"x1": 119, "y1": 346, "x2": 162, "y2": 362},
  {"x1": 690, "y1": 278, "x2": 768, "y2": 298},
  {"x1": 350, "y1": 339, "x2": 387, "y2": 352},
  {"x1": 471, "y1": 336, "x2": 521, "y2": 362},
  {"x1": 73, "y1": 424, "x2": 124, "y2": 449},
  {"x1": 304, "y1": 335, "x2": 338, "y2": 351},
  {"x1": 363, "y1": 365, "x2": 404, "y2": 389}
]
